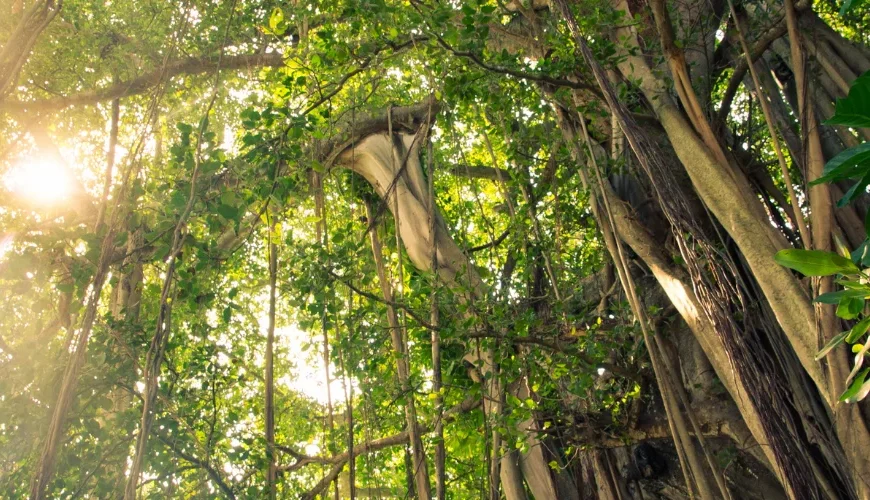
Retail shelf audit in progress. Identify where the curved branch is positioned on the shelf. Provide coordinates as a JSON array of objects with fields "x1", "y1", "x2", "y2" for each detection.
[
  {"x1": 468, "y1": 228, "x2": 510, "y2": 252},
  {"x1": 434, "y1": 34, "x2": 599, "y2": 94},
  {"x1": 325, "y1": 269, "x2": 438, "y2": 330},
  {"x1": 2, "y1": 53, "x2": 286, "y2": 113},
  {"x1": 0, "y1": 0, "x2": 62, "y2": 100},
  {"x1": 714, "y1": 2, "x2": 811, "y2": 125},
  {"x1": 290, "y1": 396, "x2": 480, "y2": 499},
  {"x1": 319, "y1": 95, "x2": 441, "y2": 166},
  {"x1": 715, "y1": 19, "x2": 787, "y2": 125}
]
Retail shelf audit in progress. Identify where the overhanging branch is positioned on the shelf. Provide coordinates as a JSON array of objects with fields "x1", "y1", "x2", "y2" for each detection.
[
  {"x1": 287, "y1": 396, "x2": 479, "y2": 499},
  {"x1": 3, "y1": 53, "x2": 286, "y2": 113},
  {"x1": 319, "y1": 95, "x2": 441, "y2": 166}
]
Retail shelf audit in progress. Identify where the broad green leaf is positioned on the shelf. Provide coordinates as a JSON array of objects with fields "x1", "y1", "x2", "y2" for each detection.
[
  {"x1": 811, "y1": 143, "x2": 870, "y2": 185},
  {"x1": 774, "y1": 249, "x2": 860, "y2": 276},
  {"x1": 835, "y1": 279, "x2": 868, "y2": 289},
  {"x1": 837, "y1": 296, "x2": 865, "y2": 319},
  {"x1": 826, "y1": 70, "x2": 870, "y2": 128},
  {"x1": 217, "y1": 204, "x2": 238, "y2": 220}
]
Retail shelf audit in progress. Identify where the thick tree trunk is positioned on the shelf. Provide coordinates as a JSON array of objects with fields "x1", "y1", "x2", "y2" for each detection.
[{"x1": 556, "y1": 114, "x2": 784, "y2": 484}]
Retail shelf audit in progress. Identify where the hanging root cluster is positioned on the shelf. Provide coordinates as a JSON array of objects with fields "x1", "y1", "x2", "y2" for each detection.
[{"x1": 550, "y1": 0, "x2": 835, "y2": 496}]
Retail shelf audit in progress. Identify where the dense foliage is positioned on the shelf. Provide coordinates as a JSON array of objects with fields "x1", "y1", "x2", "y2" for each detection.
[{"x1": 1, "y1": 0, "x2": 870, "y2": 498}]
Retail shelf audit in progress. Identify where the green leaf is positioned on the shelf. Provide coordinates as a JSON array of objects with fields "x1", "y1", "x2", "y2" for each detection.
[
  {"x1": 817, "y1": 330, "x2": 849, "y2": 360},
  {"x1": 840, "y1": 0, "x2": 867, "y2": 16},
  {"x1": 840, "y1": 367, "x2": 870, "y2": 403},
  {"x1": 838, "y1": 171, "x2": 870, "y2": 207},
  {"x1": 848, "y1": 316, "x2": 870, "y2": 344},
  {"x1": 852, "y1": 240, "x2": 870, "y2": 267},
  {"x1": 154, "y1": 244, "x2": 172, "y2": 262},
  {"x1": 826, "y1": 70, "x2": 870, "y2": 128},
  {"x1": 774, "y1": 249, "x2": 860, "y2": 276},
  {"x1": 269, "y1": 8, "x2": 284, "y2": 33},
  {"x1": 811, "y1": 142, "x2": 870, "y2": 186},
  {"x1": 114, "y1": 231, "x2": 129, "y2": 247},
  {"x1": 217, "y1": 204, "x2": 238, "y2": 220},
  {"x1": 838, "y1": 296, "x2": 865, "y2": 319},
  {"x1": 815, "y1": 289, "x2": 869, "y2": 304},
  {"x1": 176, "y1": 122, "x2": 193, "y2": 135}
]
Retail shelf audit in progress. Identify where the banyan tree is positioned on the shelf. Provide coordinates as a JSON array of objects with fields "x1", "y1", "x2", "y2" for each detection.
[{"x1": 2, "y1": 0, "x2": 870, "y2": 498}]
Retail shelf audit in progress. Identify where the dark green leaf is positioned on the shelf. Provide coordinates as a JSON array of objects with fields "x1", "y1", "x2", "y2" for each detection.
[
  {"x1": 811, "y1": 142, "x2": 870, "y2": 186},
  {"x1": 217, "y1": 204, "x2": 238, "y2": 220},
  {"x1": 840, "y1": 0, "x2": 867, "y2": 15},
  {"x1": 852, "y1": 240, "x2": 870, "y2": 266},
  {"x1": 815, "y1": 289, "x2": 869, "y2": 304},
  {"x1": 826, "y1": 70, "x2": 870, "y2": 128},
  {"x1": 838, "y1": 171, "x2": 870, "y2": 207}
]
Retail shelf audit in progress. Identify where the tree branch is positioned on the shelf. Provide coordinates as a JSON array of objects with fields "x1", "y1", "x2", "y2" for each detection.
[
  {"x1": 3, "y1": 53, "x2": 286, "y2": 112},
  {"x1": 468, "y1": 228, "x2": 510, "y2": 253},
  {"x1": 320, "y1": 95, "x2": 441, "y2": 166},
  {"x1": 464, "y1": 332, "x2": 638, "y2": 381},
  {"x1": 450, "y1": 165, "x2": 513, "y2": 182},
  {"x1": 714, "y1": 1, "x2": 811, "y2": 125},
  {"x1": 433, "y1": 34, "x2": 599, "y2": 95},
  {"x1": 155, "y1": 431, "x2": 237, "y2": 499},
  {"x1": 289, "y1": 396, "x2": 480, "y2": 499},
  {"x1": 325, "y1": 269, "x2": 438, "y2": 331},
  {"x1": 715, "y1": 17, "x2": 787, "y2": 125},
  {"x1": 0, "y1": 0, "x2": 62, "y2": 100}
]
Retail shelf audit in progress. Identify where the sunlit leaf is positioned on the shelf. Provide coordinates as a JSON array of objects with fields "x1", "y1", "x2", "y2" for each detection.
[{"x1": 774, "y1": 249, "x2": 860, "y2": 276}]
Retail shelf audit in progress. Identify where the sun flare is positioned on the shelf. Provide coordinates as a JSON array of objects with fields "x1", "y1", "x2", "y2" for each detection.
[{"x1": 3, "y1": 155, "x2": 74, "y2": 205}]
